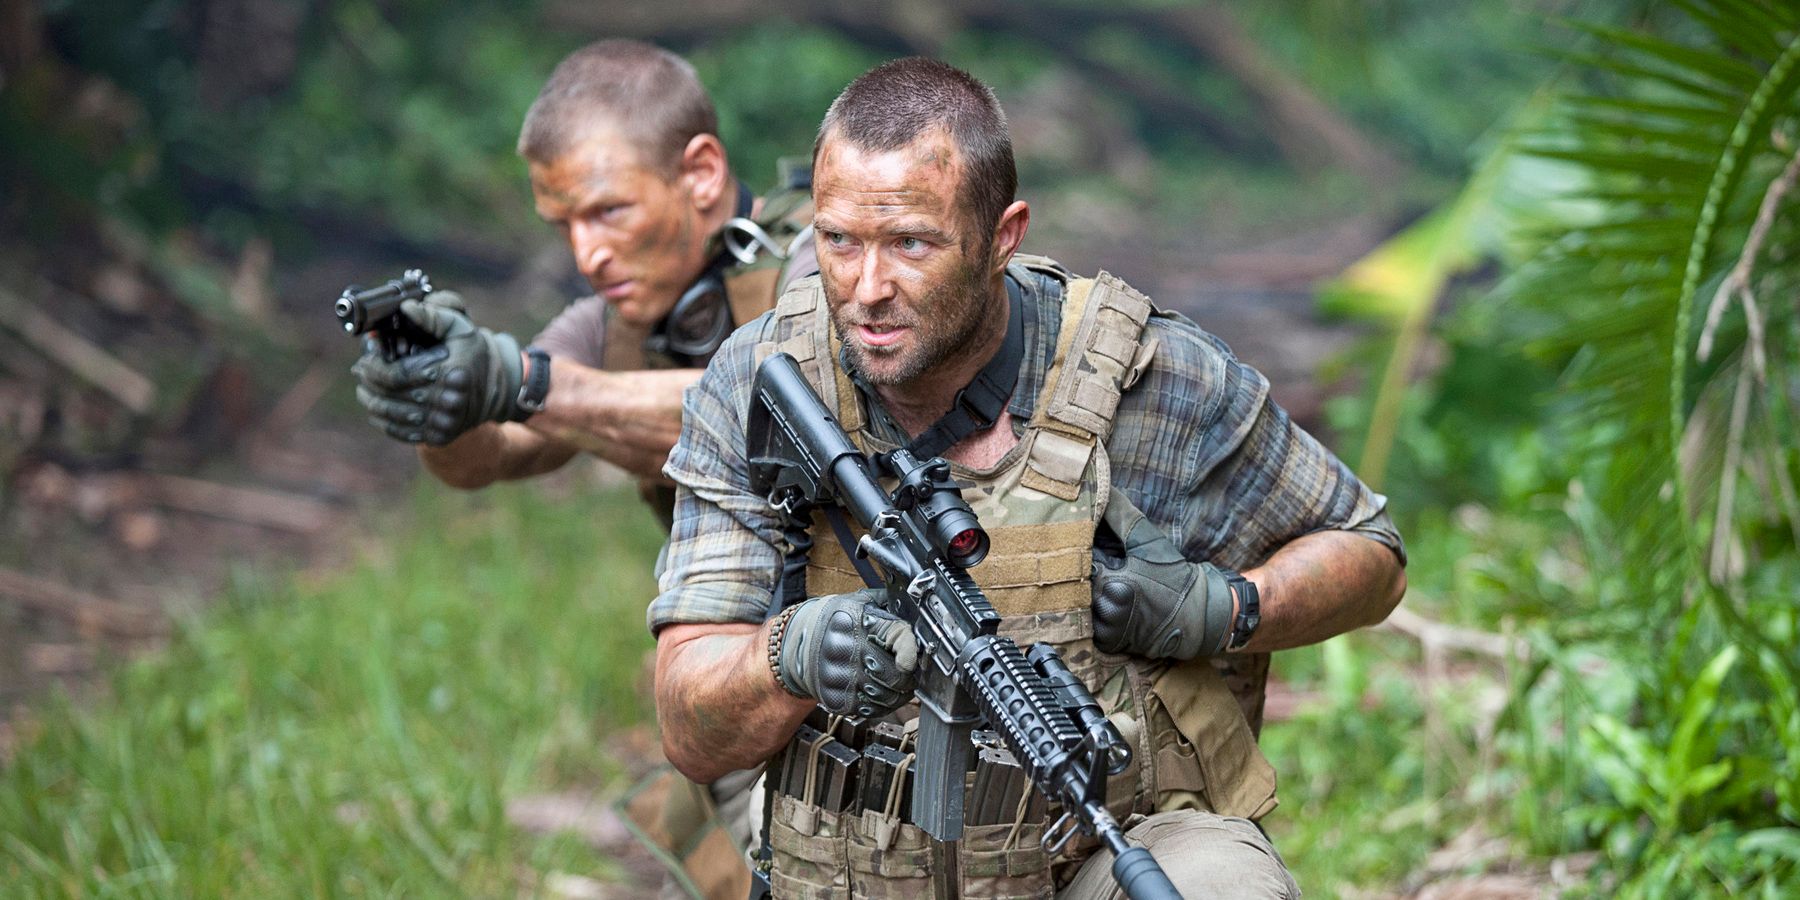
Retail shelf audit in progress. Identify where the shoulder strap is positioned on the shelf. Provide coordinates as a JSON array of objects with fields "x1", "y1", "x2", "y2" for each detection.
[
  {"x1": 726, "y1": 164, "x2": 818, "y2": 329},
  {"x1": 1019, "y1": 271, "x2": 1160, "y2": 501},
  {"x1": 724, "y1": 267, "x2": 781, "y2": 327},
  {"x1": 878, "y1": 277, "x2": 1026, "y2": 460}
]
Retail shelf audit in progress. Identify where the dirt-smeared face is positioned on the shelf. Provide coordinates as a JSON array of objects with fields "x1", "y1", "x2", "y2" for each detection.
[
  {"x1": 529, "y1": 126, "x2": 709, "y2": 327},
  {"x1": 813, "y1": 128, "x2": 994, "y2": 387}
]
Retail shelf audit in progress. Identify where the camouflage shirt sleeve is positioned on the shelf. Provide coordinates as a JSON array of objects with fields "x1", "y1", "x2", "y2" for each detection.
[{"x1": 646, "y1": 316, "x2": 786, "y2": 633}]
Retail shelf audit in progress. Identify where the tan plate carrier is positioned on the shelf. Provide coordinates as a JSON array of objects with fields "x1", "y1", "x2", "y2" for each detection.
[{"x1": 748, "y1": 258, "x2": 1278, "y2": 899}]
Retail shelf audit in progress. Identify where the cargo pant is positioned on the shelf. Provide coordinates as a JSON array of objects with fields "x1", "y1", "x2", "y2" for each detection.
[{"x1": 1057, "y1": 811, "x2": 1300, "y2": 899}]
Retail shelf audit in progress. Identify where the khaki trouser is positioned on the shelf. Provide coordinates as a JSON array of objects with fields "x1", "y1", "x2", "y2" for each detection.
[{"x1": 1057, "y1": 811, "x2": 1301, "y2": 900}]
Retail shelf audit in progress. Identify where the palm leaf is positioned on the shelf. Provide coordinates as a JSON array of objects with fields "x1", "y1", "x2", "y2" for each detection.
[
  {"x1": 1502, "y1": 2, "x2": 1800, "y2": 635},
  {"x1": 1672, "y1": 0, "x2": 1793, "y2": 60},
  {"x1": 1565, "y1": 94, "x2": 1737, "y2": 127},
  {"x1": 1553, "y1": 50, "x2": 1746, "y2": 105},
  {"x1": 1565, "y1": 21, "x2": 1768, "y2": 93}
]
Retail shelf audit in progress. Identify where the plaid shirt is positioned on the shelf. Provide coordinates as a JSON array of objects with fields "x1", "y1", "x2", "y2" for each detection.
[{"x1": 650, "y1": 264, "x2": 1404, "y2": 728}]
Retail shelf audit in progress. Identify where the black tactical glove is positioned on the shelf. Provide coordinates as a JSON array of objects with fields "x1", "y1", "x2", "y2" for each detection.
[
  {"x1": 1090, "y1": 487, "x2": 1237, "y2": 660},
  {"x1": 775, "y1": 589, "x2": 919, "y2": 718},
  {"x1": 351, "y1": 292, "x2": 526, "y2": 446}
]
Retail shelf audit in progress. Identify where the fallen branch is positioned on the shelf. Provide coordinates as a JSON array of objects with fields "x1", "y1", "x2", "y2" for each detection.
[
  {"x1": 140, "y1": 473, "x2": 335, "y2": 533},
  {"x1": 0, "y1": 566, "x2": 166, "y2": 637},
  {"x1": 0, "y1": 282, "x2": 157, "y2": 414},
  {"x1": 256, "y1": 360, "x2": 336, "y2": 442},
  {"x1": 1380, "y1": 605, "x2": 1525, "y2": 660}
]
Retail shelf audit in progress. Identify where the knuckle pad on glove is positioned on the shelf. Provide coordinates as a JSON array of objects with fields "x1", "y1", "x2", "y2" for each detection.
[{"x1": 378, "y1": 418, "x2": 422, "y2": 443}]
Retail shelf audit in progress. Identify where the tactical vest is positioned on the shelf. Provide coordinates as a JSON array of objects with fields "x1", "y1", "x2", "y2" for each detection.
[{"x1": 752, "y1": 257, "x2": 1278, "y2": 899}]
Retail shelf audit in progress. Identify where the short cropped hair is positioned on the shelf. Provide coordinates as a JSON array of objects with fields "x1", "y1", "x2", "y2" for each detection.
[
  {"x1": 816, "y1": 58, "x2": 1016, "y2": 242},
  {"x1": 518, "y1": 40, "x2": 718, "y2": 177}
]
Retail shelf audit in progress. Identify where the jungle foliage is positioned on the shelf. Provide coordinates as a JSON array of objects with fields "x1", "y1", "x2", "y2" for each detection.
[{"x1": 1357, "y1": 0, "x2": 1800, "y2": 893}]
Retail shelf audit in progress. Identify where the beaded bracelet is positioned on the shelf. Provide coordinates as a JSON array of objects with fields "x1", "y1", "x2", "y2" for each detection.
[{"x1": 766, "y1": 605, "x2": 804, "y2": 696}]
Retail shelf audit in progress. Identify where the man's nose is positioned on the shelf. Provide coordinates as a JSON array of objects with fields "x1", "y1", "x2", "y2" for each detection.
[
  {"x1": 570, "y1": 220, "x2": 613, "y2": 278},
  {"x1": 851, "y1": 248, "x2": 894, "y2": 307}
]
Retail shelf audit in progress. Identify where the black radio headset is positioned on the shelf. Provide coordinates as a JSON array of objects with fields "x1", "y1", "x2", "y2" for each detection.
[{"x1": 644, "y1": 182, "x2": 794, "y2": 368}]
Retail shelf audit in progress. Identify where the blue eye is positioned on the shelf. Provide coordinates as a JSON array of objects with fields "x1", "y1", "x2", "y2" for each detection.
[{"x1": 900, "y1": 237, "x2": 923, "y2": 252}]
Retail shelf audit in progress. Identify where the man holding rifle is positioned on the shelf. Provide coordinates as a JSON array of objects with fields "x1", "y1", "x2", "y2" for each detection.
[{"x1": 652, "y1": 57, "x2": 1406, "y2": 897}]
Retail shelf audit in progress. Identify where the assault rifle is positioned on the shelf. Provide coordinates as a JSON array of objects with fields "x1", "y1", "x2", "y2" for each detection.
[
  {"x1": 333, "y1": 268, "x2": 444, "y2": 362},
  {"x1": 746, "y1": 351, "x2": 1182, "y2": 900}
]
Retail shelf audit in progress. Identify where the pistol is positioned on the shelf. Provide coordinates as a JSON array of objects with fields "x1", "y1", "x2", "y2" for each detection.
[{"x1": 334, "y1": 268, "x2": 442, "y2": 361}]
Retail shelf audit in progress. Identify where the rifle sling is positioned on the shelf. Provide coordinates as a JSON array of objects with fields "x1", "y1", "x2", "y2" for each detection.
[{"x1": 825, "y1": 506, "x2": 883, "y2": 590}]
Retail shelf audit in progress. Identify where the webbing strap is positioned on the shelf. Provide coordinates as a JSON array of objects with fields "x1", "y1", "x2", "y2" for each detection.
[{"x1": 824, "y1": 506, "x2": 883, "y2": 589}]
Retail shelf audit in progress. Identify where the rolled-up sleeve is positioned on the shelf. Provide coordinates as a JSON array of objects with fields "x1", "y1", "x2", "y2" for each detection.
[
  {"x1": 647, "y1": 323, "x2": 785, "y2": 632},
  {"x1": 1203, "y1": 384, "x2": 1405, "y2": 566}
]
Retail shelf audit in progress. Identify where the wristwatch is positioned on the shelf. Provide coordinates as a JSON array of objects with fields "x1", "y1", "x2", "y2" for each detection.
[
  {"x1": 1224, "y1": 571, "x2": 1261, "y2": 652},
  {"x1": 517, "y1": 345, "x2": 552, "y2": 417}
]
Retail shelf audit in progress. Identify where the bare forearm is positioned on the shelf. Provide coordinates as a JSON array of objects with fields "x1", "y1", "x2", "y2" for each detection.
[
  {"x1": 418, "y1": 422, "x2": 577, "y2": 489},
  {"x1": 415, "y1": 358, "x2": 693, "y2": 488},
  {"x1": 655, "y1": 622, "x2": 815, "y2": 784},
  {"x1": 1239, "y1": 530, "x2": 1406, "y2": 652},
  {"x1": 525, "y1": 360, "x2": 695, "y2": 480}
]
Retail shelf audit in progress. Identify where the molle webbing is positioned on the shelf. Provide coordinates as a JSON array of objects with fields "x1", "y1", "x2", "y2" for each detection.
[
  {"x1": 1018, "y1": 272, "x2": 1158, "y2": 501},
  {"x1": 755, "y1": 278, "x2": 865, "y2": 435}
]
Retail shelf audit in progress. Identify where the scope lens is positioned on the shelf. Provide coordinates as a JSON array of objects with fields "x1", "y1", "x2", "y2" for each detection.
[
  {"x1": 944, "y1": 525, "x2": 988, "y2": 567},
  {"x1": 949, "y1": 529, "x2": 982, "y2": 558}
]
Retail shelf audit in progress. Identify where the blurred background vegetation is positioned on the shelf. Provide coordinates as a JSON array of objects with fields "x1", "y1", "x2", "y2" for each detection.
[{"x1": 1, "y1": 0, "x2": 1796, "y2": 896}]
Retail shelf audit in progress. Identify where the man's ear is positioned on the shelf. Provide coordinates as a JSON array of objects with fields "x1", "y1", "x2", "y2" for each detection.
[
  {"x1": 989, "y1": 200, "x2": 1030, "y2": 273},
  {"x1": 679, "y1": 133, "x2": 730, "y2": 211}
]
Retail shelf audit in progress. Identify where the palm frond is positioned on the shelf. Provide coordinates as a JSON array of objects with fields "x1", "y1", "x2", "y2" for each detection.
[
  {"x1": 1503, "y1": 2, "x2": 1800, "y2": 631},
  {"x1": 1565, "y1": 21, "x2": 1768, "y2": 93},
  {"x1": 1564, "y1": 94, "x2": 1738, "y2": 128},
  {"x1": 1672, "y1": 0, "x2": 1796, "y2": 60},
  {"x1": 1553, "y1": 50, "x2": 1747, "y2": 105},
  {"x1": 1520, "y1": 146, "x2": 1716, "y2": 179}
]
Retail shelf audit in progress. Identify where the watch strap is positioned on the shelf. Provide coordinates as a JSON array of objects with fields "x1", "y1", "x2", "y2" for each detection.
[
  {"x1": 1224, "y1": 571, "x2": 1260, "y2": 652},
  {"x1": 516, "y1": 345, "x2": 552, "y2": 417}
]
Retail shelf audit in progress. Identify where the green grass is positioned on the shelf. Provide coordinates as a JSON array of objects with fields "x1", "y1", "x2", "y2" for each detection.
[
  {"x1": 0, "y1": 471, "x2": 1472, "y2": 897},
  {"x1": 1261, "y1": 632, "x2": 1478, "y2": 899},
  {"x1": 0, "y1": 479, "x2": 666, "y2": 897}
]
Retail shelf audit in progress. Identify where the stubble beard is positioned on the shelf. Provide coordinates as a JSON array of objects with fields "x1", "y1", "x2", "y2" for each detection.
[{"x1": 828, "y1": 257, "x2": 992, "y2": 388}]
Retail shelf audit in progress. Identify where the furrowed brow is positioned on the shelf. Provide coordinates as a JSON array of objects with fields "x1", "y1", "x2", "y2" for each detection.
[{"x1": 882, "y1": 221, "x2": 955, "y2": 242}]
